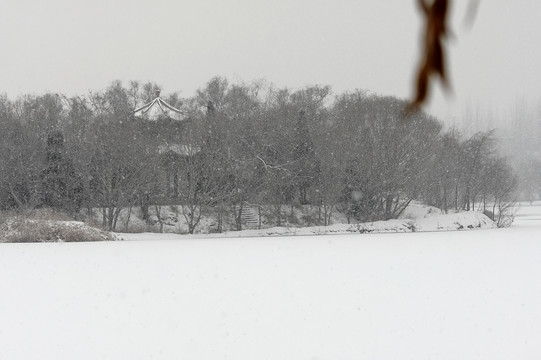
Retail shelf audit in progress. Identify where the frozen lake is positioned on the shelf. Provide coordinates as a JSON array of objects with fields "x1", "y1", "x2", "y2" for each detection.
[
  {"x1": 0, "y1": 204, "x2": 540, "y2": 360},
  {"x1": 513, "y1": 201, "x2": 541, "y2": 228}
]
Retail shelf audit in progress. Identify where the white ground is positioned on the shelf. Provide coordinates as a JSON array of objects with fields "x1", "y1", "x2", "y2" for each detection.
[{"x1": 1, "y1": 204, "x2": 540, "y2": 360}]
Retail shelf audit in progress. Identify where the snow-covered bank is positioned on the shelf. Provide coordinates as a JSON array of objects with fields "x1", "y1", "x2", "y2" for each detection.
[
  {"x1": 0, "y1": 203, "x2": 496, "y2": 243},
  {"x1": 100, "y1": 201, "x2": 464, "y2": 235},
  {"x1": 118, "y1": 210, "x2": 495, "y2": 240}
]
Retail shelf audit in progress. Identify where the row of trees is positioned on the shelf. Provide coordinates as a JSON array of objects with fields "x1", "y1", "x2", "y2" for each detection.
[{"x1": 0, "y1": 78, "x2": 517, "y2": 231}]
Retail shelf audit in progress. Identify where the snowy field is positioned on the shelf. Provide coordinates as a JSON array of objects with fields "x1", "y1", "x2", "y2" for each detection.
[{"x1": 1, "y1": 204, "x2": 540, "y2": 360}]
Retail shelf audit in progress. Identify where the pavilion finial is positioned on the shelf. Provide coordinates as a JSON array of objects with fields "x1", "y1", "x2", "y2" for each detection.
[{"x1": 155, "y1": 90, "x2": 161, "y2": 98}]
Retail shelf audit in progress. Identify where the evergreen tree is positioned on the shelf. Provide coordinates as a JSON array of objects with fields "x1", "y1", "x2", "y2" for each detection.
[
  {"x1": 41, "y1": 131, "x2": 83, "y2": 214},
  {"x1": 292, "y1": 110, "x2": 320, "y2": 204}
]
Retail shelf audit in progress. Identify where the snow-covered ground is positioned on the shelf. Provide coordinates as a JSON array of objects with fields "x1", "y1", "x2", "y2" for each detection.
[{"x1": 1, "y1": 203, "x2": 540, "y2": 360}]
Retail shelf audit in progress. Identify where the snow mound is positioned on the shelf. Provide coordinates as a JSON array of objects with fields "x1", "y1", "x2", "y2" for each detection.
[{"x1": 413, "y1": 211, "x2": 495, "y2": 232}]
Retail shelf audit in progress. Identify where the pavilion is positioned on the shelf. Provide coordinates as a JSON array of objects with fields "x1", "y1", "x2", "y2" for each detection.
[{"x1": 133, "y1": 90, "x2": 197, "y2": 199}]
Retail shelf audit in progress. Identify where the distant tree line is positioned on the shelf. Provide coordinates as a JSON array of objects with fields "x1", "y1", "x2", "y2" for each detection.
[
  {"x1": 0, "y1": 77, "x2": 517, "y2": 231},
  {"x1": 501, "y1": 98, "x2": 541, "y2": 203}
]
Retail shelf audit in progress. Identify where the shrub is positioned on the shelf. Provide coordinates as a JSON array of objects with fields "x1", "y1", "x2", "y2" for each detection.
[{"x1": 0, "y1": 210, "x2": 115, "y2": 243}]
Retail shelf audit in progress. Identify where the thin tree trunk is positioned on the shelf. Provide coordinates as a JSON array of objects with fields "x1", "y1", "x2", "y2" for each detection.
[
  {"x1": 466, "y1": 186, "x2": 471, "y2": 211},
  {"x1": 455, "y1": 184, "x2": 459, "y2": 211},
  {"x1": 124, "y1": 206, "x2": 132, "y2": 231},
  {"x1": 113, "y1": 207, "x2": 122, "y2": 231},
  {"x1": 235, "y1": 202, "x2": 243, "y2": 231},
  {"x1": 258, "y1": 206, "x2": 262, "y2": 229},
  {"x1": 326, "y1": 205, "x2": 334, "y2": 226},
  {"x1": 217, "y1": 203, "x2": 224, "y2": 233},
  {"x1": 323, "y1": 204, "x2": 334, "y2": 226},
  {"x1": 154, "y1": 205, "x2": 163, "y2": 233},
  {"x1": 274, "y1": 204, "x2": 281, "y2": 227},
  {"x1": 385, "y1": 194, "x2": 394, "y2": 220},
  {"x1": 442, "y1": 184, "x2": 448, "y2": 213},
  {"x1": 87, "y1": 206, "x2": 93, "y2": 223},
  {"x1": 107, "y1": 206, "x2": 116, "y2": 231}
]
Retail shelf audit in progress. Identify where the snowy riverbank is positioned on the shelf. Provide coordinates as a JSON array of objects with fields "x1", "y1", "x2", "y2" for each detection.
[{"x1": 118, "y1": 210, "x2": 495, "y2": 240}]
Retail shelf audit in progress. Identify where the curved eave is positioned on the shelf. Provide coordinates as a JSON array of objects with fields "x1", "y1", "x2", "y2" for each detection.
[{"x1": 133, "y1": 97, "x2": 185, "y2": 120}]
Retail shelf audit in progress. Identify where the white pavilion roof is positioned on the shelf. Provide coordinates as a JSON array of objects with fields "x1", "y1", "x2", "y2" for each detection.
[{"x1": 133, "y1": 92, "x2": 184, "y2": 121}]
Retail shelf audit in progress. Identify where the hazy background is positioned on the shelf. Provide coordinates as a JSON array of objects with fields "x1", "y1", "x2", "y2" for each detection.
[{"x1": 1, "y1": 0, "x2": 540, "y2": 129}]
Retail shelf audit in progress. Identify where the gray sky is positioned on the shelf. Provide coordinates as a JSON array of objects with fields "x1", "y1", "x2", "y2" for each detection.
[{"x1": 1, "y1": 0, "x2": 540, "y2": 126}]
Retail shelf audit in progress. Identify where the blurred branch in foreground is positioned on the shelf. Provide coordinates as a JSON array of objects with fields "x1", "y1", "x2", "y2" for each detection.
[{"x1": 409, "y1": 0, "x2": 480, "y2": 112}]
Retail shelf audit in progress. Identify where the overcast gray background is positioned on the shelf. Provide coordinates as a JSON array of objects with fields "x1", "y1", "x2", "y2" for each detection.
[{"x1": 1, "y1": 0, "x2": 539, "y2": 126}]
